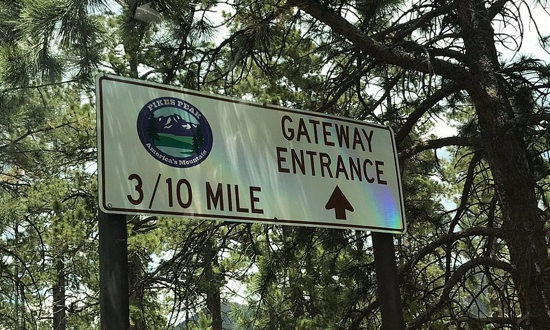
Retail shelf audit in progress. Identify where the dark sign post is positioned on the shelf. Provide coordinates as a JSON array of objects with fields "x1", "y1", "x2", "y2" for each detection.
[
  {"x1": 373, "y1": 232, "x2": 405, "y2": 329},
  {"x1": 99, "y1": 211, "x2": 129, "y2": 329}
]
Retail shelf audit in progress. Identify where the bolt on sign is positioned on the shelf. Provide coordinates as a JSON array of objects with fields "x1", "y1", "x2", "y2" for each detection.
[{"x1": 96, "y1": 74, "x2": 406, "y2": 234}]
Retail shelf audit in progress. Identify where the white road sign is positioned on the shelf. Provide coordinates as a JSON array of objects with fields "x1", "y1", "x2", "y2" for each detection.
[{"x1": 96, "y1": 74, "x2": 406, "y2": 233}]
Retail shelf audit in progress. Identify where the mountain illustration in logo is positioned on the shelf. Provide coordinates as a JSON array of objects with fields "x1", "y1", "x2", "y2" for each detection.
[
  {"x1": 154, "y1": 114, "x2": 199, "y2": 136},
  {"x1": 148, "y1": 113, "x2": 204, "y2": 156}
]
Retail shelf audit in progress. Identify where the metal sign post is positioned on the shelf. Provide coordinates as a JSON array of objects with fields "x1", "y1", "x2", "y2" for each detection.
[
  {"x1": 373, "y1": 232, "x2": 405, "y2": 329},
  {"x1": 99, "y1": 211, "x2": 129, "y2": 329}
]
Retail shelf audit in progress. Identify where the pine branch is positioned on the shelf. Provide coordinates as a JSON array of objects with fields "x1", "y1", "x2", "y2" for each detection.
[
  {"x1": 395, "y1": 82, "x2": 459, "y2": 146},
  {"x1": 407, "y1": 257, "x2": 515, "y2": 329},
  {"x1": 0, "y1": 122, "x2": 77, "y2": 150},
  {"x1": 488, "y1": 0, "x2": 514, "y2": 20},
  {"x1": 286, "y1": 0, "x2": 473, "y2": 84},
  {"x1": 0, "y1": 79, "x2": 79, "y2": 95},
  {"x1": 400, "y1": 227, "x2": 503, "y2": 279},
  {"x1": 398, "y1": 136, "x2": 479, "y2": 159}
]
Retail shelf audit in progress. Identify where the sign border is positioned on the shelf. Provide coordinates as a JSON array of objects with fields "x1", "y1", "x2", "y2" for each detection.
[{"x1": 97, "y1": 74, "x2": 406, "y2": 234}]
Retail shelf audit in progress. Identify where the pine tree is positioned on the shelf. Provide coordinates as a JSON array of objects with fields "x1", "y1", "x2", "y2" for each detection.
[
  {"x1": 192, "y1": 125, "x2": 203, "y2": 154},
  {"x1": 147, "y1": 114, "x2": 158, "y2": 143},
  {"x1": 1, "y1": 0, "x2": 549, "y2": 328}
]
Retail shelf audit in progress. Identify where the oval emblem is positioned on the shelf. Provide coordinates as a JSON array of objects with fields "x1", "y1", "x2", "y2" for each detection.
[{"x1": 137, "y1": 97, "x2": 213, "y2": 168}]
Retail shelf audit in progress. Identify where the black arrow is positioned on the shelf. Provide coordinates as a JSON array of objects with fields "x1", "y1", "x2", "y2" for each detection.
[{"x1": 325, "y1": 186, "x2": 354, "y2": 220}]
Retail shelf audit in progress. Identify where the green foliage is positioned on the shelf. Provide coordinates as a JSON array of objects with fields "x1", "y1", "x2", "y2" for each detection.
[
  {"x1": 0, "y1": 79, "x2": 98, "y2": 328},
  {"x1": 1, "y1": 0, "x2": 549, "y2": 328}
]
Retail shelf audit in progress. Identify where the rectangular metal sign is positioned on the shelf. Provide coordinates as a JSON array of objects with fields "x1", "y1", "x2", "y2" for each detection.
[{"x1": 96, "y1": 74, "x2": 406, "y2": 233}]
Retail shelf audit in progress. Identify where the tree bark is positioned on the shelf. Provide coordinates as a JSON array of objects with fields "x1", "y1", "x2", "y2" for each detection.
[
  {"x1": 53, "y1": 259, "x2": 66, "y2": 330},
  {"x1": 455, "y1": 1, "x2": 550, "y2": 327},
  {"x1": 128, "y1": 251, "x2": 146, "y2": 330},
  {"x1": 204, "y1": 238, "x2": 223, "y2": 330}
]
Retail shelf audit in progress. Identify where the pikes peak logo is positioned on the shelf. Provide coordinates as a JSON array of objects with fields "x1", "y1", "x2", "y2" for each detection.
[{"x1": 137, "y1": 97, "x2": 213, "y2": 168}]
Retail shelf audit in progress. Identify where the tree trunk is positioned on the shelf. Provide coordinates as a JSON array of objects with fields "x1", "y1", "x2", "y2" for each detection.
[
  {"x1": 456, "y1": 1, "x2": 550, "y2": 327},
  {"x1": 204, "y1": 238, "x2": 223, "y2": 330},
  {"x1": 53, "y1": 259, "x2": 66, "y2": 330},
  {"x1": 128, "y1": 251, "x2": 146, "y2": 330}
]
